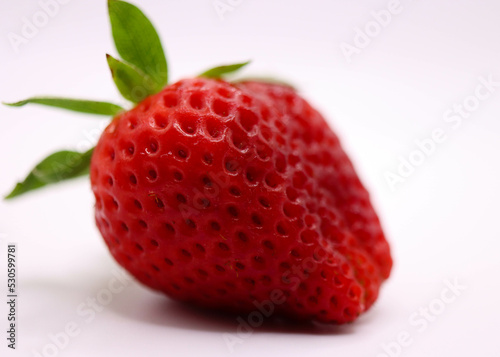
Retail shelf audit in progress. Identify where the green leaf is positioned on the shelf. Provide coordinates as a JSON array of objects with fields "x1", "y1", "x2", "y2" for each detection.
[
  {"x1": 5, "y1": 148, "x2": 94, "y2": 199},
  {"x1": 107, "y1": 54, "x2": 158, "y2": 103},
  {"x1": 234, "y1": 76, "x2": 296, "y2": 89},
  {"x1": 108, "y1": 0, "x2": 168, "y2": 90},
  {"x1": 3, "y1": 97, "x2": 124, "y2": 116},
  {"x1": 199, "y1": 61, "x2": 250, "y2": 79}
]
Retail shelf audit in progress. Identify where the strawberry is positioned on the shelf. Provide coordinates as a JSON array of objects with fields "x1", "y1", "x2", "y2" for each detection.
[
  {"x1": 4, "y1": 0, "x2": 391, "y2": 324},
  {"x1": 91, "y1": 77, "x2": 392, "y2": 323}
]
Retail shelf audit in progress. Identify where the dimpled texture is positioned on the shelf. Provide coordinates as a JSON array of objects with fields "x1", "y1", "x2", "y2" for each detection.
[{"x1": 90, "y1": 77, "x2": 392, "y2": 324}]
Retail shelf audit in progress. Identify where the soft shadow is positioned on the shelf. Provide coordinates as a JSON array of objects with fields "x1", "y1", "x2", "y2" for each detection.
[{"x1": 108, "y1": 283, "x2": 359, "y2": 335}]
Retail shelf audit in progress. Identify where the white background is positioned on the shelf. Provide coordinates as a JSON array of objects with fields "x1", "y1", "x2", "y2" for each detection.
[{"x1": 1, "y1": 0, "x2": 500, "y2": 356}]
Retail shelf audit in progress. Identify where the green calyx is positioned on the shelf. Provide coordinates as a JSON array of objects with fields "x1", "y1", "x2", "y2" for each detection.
[
  {"x1": 3, "y1": 0, "x2": 252, "y2": 199},
  {"x1": 199, "y1": 61, "x2": 251, "y2": 79},
  {"x1": 106, "y1": 54, "x2": 158, "y2": 103},
  {"x1": 5, "y1": 148, "x2": 94, "y2": 200},
  {"x1": 107, "y1": 0, "x2": 168, "y2": 95},
  {"x1": 3, "y1": 97, "x2": 124, "y2": 115}
]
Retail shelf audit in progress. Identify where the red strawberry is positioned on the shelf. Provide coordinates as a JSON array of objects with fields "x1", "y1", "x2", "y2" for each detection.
[
  {"x1": 4, "y1": 0, "x2": 391, "y2": 325},
  {"x1": 90, "y1": 77, "x2": 392, "y2": 323}
]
